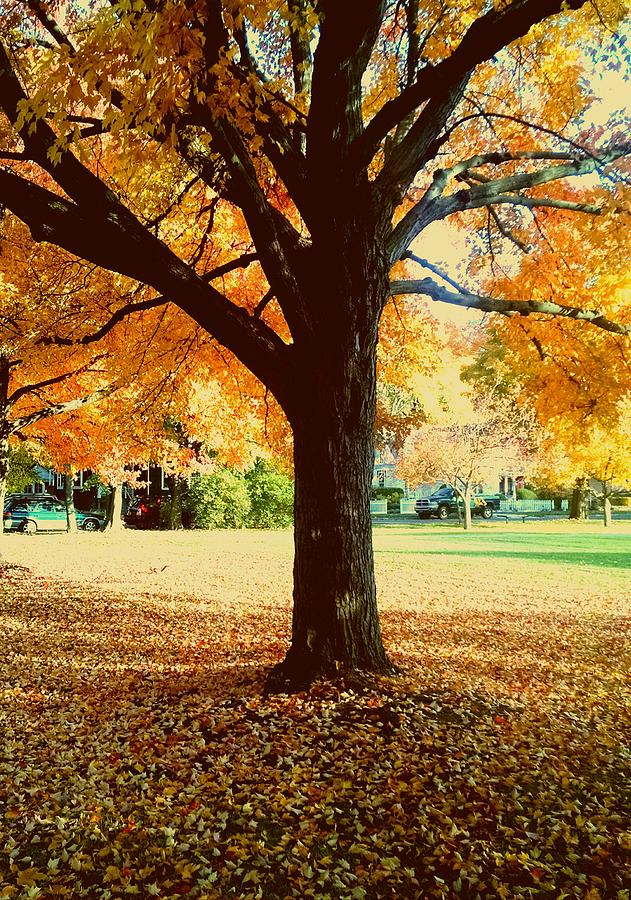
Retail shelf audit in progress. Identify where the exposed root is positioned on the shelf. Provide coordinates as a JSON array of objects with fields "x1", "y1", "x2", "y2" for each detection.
[{"x1": 265, "y1": 646, "x2": 402, "y2": 695}]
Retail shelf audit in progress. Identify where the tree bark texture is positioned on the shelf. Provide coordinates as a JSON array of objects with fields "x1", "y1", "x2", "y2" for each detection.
[
  {"x1": 270, "y1": 247, "x2": 396, "y2": 688},
  {"x1": 64, "y1": 472, "x2": 77, "y2": 533}
]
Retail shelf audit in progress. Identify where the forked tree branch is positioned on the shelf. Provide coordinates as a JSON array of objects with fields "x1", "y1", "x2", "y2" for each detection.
[{"x1": 388, "y1": 146, "x2": 630, "y2": 262}]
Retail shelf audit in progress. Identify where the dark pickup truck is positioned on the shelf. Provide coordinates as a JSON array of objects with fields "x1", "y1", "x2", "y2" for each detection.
[{"x1": 415, "y1": 486, "x2": 502, "y2": 520}]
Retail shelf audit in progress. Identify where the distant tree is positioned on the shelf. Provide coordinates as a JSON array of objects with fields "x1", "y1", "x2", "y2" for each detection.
[
  {"x1": 532, "y1": 409, "x2": 631, "y2": 527},
  {"x1": 398, "y1": 389, "x2": 534, "y2": 530}
]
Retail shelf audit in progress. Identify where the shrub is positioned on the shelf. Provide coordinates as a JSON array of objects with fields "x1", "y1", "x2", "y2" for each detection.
[
  {"x1": 370, "y1": 487, "x2": 404, "y2": 502},
  {"x1": 245, "y1": 459, "x2": 294, "y2": 528},
  {"x1": 516, "y1": 487, "x2": 538, "y2": 500},
  {"x1": 7, "y1": 446, "x2": 41, "y2": 493},
  {"x1": 186, "y1": 469, "x2": 251, "y2": 529}
]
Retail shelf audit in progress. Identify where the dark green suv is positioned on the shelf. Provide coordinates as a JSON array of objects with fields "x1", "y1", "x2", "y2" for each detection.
[{"x1": 2, "y1": 494, "x2": 105, "y2": 533}]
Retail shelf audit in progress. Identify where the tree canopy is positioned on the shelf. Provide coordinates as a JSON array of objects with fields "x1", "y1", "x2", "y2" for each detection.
[{"x1": 0, "y1": 0, "x2": 629, "y2": 681}]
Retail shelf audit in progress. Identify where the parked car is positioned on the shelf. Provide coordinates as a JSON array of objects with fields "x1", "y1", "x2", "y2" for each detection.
[
  {"x1": 123, "y1": 496, "x2": 162, "y2": 529},
  {"x1": 2, "y1": 495, "x2": 105, "y2": 533},
  {"x1": 415, "y1": 485, "x2": 501, "y2": 520}
]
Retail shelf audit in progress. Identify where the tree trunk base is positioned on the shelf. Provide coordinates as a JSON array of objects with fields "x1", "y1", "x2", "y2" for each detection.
[{"x1": 265, "y1": 645, "x2": 401, "y2": 694}]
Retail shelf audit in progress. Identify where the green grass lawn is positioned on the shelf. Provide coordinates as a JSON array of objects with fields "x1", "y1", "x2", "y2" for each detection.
[{"x1": 373, "y1": 524, "x2": 631, "y2": 570}]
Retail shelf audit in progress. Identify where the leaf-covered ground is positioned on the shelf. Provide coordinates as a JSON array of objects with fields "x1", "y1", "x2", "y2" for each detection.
[{"x1": 1, "y1": 525, "x2": 630, "y2": 900}]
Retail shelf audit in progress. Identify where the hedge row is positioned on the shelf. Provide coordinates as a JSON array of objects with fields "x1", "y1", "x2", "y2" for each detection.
[{"x1": 164, "y1": 460, "x2": 294, "y2": 530}]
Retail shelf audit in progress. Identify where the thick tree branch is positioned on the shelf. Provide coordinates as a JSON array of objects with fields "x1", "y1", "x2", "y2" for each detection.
[
  {"x1": 10, "y1": 385, "x2": 115, "y2": 433},
  {"x1": 374, "y1": 74, "x2": 470, "y2": 202},
  {"x1": 9, "y1": 368, "x2": 83, "y2": 404},
  {"x1": 389, "y1": 277, "x2": 631, "y2": 335},
  {"x1": 0, "y1": 41, "x2": 137, "y2": 214},
  {"x1": 354, "y1": 0, "x2": 587, "y2": 170},
  {"x1": 0, "y1": 167, "x2": 293, "y2": 403},
  {"x1": 26, "y1": 0, "x2": 76, "y2": 51},
  {"x1": 0, "y1": 38, "x2": 300, "y2": 382},
  {"x1": 483, "y1": 194, "x2": 602, "y2": 215},
  {"x1": 308, "y1": 1, "x2": 386, "y2": 171},
  {"x1": 387, "y1": 146, "x2": 630, "y2": 262}
]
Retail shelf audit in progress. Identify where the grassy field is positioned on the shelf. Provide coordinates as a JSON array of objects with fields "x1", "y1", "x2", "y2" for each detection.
[{"x1": 1, "y1": 523, "x2": 630, "y2": 899}]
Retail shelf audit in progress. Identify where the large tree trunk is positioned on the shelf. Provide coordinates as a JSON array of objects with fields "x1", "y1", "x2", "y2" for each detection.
[
  {"x1": 603, "y1": 495, "x2": 612, "y2": 528},
  {"x1": 0, "y1": 431, "x2": 8, "y2": 539},
  {"x1": 104, "y1": 481, "x2": 124, "y2": 531},
  {"x1": 269, "y1": 259, "x2": 396, "y2": 689},
  {"x1": 270, "y1": 404, "x2": 395, "y2": 689},
  {"x1": 64, "y1": 471, "x2": 77, "y2": 533}
]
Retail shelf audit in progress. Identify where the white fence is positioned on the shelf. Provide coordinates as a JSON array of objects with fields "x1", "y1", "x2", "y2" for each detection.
[
  {"x1": 500, "y1": 499, "x2": 569, "y2": 512},
  {"x1": 372, "y1": 498, "x2": 570, "y2": 515}
]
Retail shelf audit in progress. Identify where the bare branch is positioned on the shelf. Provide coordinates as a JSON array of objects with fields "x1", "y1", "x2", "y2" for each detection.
[
  {"x1": 388, "y1": 277, "x2": 631, "y2": 335},
  {"x1": 308, "y1": 2, "x2": 386, "y2": 167},
  {"x1": 253, "y1": 288, "x2": 275, "y2": 319},
  {"x1": 10, "y1": 385, "x2": 116, "y2": 434},
  {"x1": 38, "y1": 297, "x2": 170, "y2": 348},
  {"x1": 486, "y1": 205, "x2": 531, "y2": 253},
  {"x1": 145, "y1": 177, "x2": 200, "y2": 231},
  {"x1": 446, "y1": 110, "x2": 605, "y2": 162},
  {"x1": 402, "y1": 251, "x2": 470, "y2": 294},
  {"x1": 202, "y1": 253, "x2": 259, "y2": 282}
]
